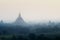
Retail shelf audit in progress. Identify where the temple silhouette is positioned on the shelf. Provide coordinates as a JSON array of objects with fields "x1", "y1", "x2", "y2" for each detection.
[{"x1": 13, "y1": 13, "x2": 26, "y2": 25}]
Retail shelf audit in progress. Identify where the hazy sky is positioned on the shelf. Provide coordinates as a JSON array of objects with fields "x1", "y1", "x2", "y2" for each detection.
[{"x1": 0, "y1": 0, "x2": 60, "y2": 23}]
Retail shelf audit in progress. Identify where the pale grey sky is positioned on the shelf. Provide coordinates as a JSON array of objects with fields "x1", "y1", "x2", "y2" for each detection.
[{"x1": 0, "y1": 0, "x2": 60, "y2": 23}]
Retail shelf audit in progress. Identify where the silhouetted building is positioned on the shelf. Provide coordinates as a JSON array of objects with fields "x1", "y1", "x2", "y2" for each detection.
[{"x1": 14, "y1": 13, "x2": 26, "y2": 25}]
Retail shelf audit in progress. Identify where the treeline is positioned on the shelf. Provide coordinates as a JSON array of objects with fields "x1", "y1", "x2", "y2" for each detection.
[
  {"x1": 0, "y1": 23, "x2": 60, "y2": 40},
  {"x1": 0, "y1": 33, "x2": 60, "y2": 40},
  {"x1": 0, "y1": 23, "x2": 60, "y2": 35}
]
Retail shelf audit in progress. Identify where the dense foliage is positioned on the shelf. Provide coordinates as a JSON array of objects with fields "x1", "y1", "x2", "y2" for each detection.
[{"x1": 0, "y1": 22, "x2": 60, "y2": 40}]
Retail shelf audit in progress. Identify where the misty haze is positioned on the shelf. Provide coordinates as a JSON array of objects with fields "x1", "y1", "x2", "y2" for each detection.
[{"x1": 0, "y1": 0, "x2": 60, "y2": 40}]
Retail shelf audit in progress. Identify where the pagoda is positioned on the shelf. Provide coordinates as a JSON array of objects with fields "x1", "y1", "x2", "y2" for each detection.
[{"x1": 14, "y1": 13, "x2": 25, "y2": 25}]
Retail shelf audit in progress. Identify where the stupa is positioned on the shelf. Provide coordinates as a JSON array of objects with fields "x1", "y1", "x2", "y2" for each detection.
[{"x1": 14, "y1": 13, "x2": 25, "y2": 25}]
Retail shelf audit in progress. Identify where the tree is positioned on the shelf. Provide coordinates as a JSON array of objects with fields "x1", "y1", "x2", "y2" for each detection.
[
  {"x1": 28, "y1": 33, "x2": 36, "y2": 40},
  {"x1": 12, "y1": 35, "x2": 17, "y2": 40}
]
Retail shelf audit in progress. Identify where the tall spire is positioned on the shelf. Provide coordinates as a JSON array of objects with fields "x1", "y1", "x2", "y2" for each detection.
[{"x1": 19, "y1": 12, "x2": 21, "y2": 17}]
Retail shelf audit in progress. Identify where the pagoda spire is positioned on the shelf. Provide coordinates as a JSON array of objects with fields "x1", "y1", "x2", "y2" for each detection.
[{"x1": 19, "y1": 12, "x2": 21, "y2": 17}]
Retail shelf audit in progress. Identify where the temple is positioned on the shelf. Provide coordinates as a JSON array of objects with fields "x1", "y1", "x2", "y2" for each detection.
[{"x1": 14, "y1": 13, "x2": 25, "y2": 25}]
